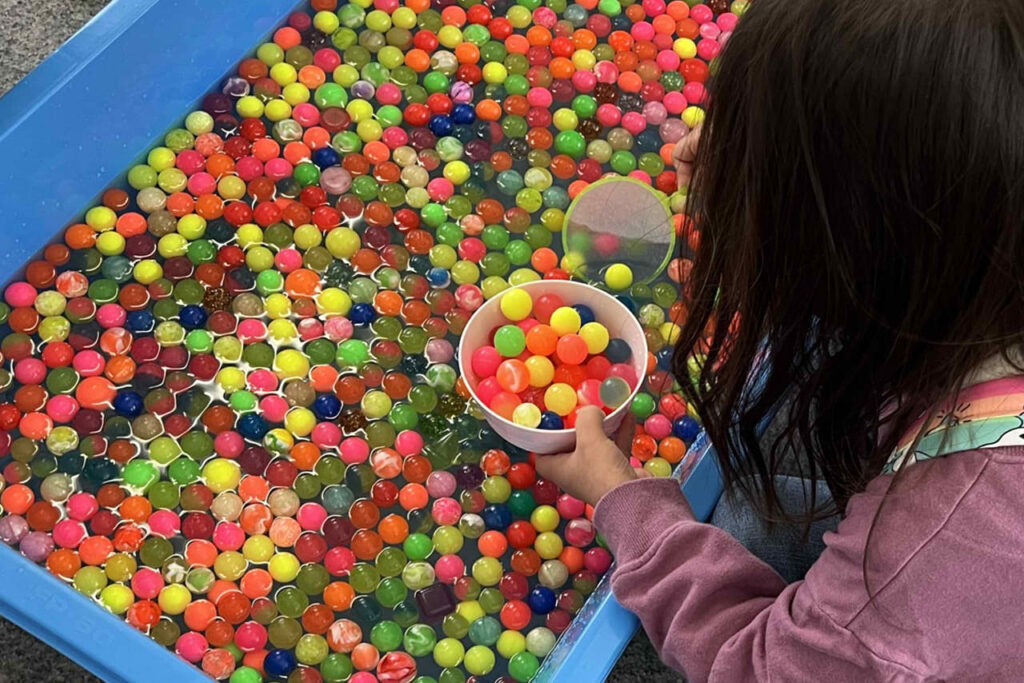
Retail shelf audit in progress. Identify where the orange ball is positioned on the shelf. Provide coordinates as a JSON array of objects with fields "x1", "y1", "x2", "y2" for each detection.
[
  {"x1": 185, "y1": 599, "x2": 218, "y2": 632},
  {"x1": 1, "y1": 484, "x2": 34, "y2": 515},
  {"x1": 324, "y1": 581, "x2": 355, "y2": 612}
]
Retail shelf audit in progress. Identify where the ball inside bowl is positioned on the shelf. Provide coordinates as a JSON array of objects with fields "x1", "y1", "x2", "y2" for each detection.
[{"x1": 457, "y1": 280, "x2": 648, "y2": 455}]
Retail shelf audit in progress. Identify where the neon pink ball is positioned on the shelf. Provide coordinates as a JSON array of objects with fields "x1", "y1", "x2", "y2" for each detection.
[
  {"x1": 394, "y1": 430, "x2": 424, "y2": 457},
  {"x1": 148, "y1": 509, "x2": 182, "y2": 538},
  {"x1": 376, "y1": 83, "x2": 402, "y2": 105},
  {"x1": 608, "y1": 363, "x2": 638, "y2": 388},
  {"x1": 324, "y1": 316, "x2": 354, "y2": 342},
  {"x1": 556, "y1": 494, "x2": 586, "y2": 520},
  {"x1": 131, "y1": 567, "x2": 164, "y2": 599},
  {"x1": 259, "y1": 396, "x2": 289, "y2": 423},
  {"x1": 656, "y1": 49, "x2": 680, "y2": 71},
  {"x1": 45, "y1": 395, "x2": 80, "y2": 423},
  {"x1": 700, "y1": 21, "x2": 721, "y2": 39},
  {"x1": 313, "y1": 48, "x2": 342, "y2": 72},
  {"x1": 644, "y1": 414, "x2": 673, "y2": 440},
  {"x1": 237, "y1": 319, "x2": 268, "y2": 343},
  {"x1": 595, "y1": 103, "x2": 622, "y2": 127},
  {"x1": 213, "y1": 522, "x2": 245, "y2": 551},
  {"x1": 594, "y1": 61, "x2": 619, "y2": 84},
  {"x1": 427, "y1": 177, "x2": 455, "y2": 202},
  {"x1": 584, "y1": 546, "x2": 613, "y2": 574},
  {"x1": 621, "y1": 111, "x2": 647, "y2": 135},
  {"x1": 717, "y1": 11, "x2": 738, "y2": 32},
  {"x1": 293, "y1": 103, "x2": 321, "y2": 128},
  {"x1": 72, "y1": 349, "x2": 105, "y2": 376},
  {"x1": 274, "y1": 248, "x2": 304, "y2": 273},
  {"x1": 458, "y1": 237, "x2": 487, "y2": 262},
  {"x1": 455, "y1": 284, "x2": 483, "y2": 311},
  {"x1": 297, "y1": 503, "x2": 328, "y2": 531},
  {"x1": 374, "y1": 0, "x2": 399, "y2": 11},
  {"x1": 95, "y1": 303, "x2": 126, "y2": 328},
  {"x1": 630, "y1": 21, "x2": 655, "y2": 41},
  {"x1": 187, "y1": 172, "x2": 217, "y2": 196},
  {"x1": 325, "y1": 546, "x2": 356, "y2": 576},
  {"x1": 215, "y1": 431, "x2": 245, "y2": 458},
  {"x1": 298, "y1": 318, "x2": 324, "y2": 340},
  {"x1": 176, "y1": 632, "x2": 209, "y2": 663},
  {"x1": 683, "y1": 81, "x2": 707, "y2": 105},
  {"x1": 571, "y1": 70, "x2": 597, "y2": 93},
  {"x1": 340, "y1": 437, "x2": 370, "y2": 465},
  {"x1": 690, "y1": 3, "x2": 713, "y2": 23},
  {"x1": 642, "y1": 0, "x2": 666, "y2": 15},
  {"x1": 235, "y1": 156, "x2": 264, "y2": 181},
  {"x1": 628, "y1": 170, "x2": 652, "y2": 184},
  {"x1": 264, "y1": 157, "x2": 293, "y2": 181},
  {"x1": 434, "y1": 554, "x2": 465, "y2": 583},
  {"x1": 312, "y1": 422, "x2": 342, "y2": 448},
  {"x1": 431, "y1": 497, "x2": 462, "y2": 526},
  {"x1": 533, "y1": 6, "x2": 557, "y2": 27},
  {"x1": 4, "y1": 282, "x2": 37, "y2": 307},
  {"x1": 176, "y1": 150, "x2": 205, "y2": 175},
  {"x1": 66, "y1": 492, "x2": 99, "y2": 521},
  {"x1": 527, "y1": 87, "x2": 553, "y2": 108},
  {"x1": 663, "y1": 91, "x2": 686, "y2": 115},
  {"x1": 350, "y1": 673, "x2": 377, "y2": 683},
  {"x1": 696, "y1": 37, "x2": 721, "y2": 60},
  {"x1": 382, "y1": 126, "x2": 408, "y2": 149},
  {"x1": 14, "y1": 358, "x2": 46, "y2": 385},
  {"x1": 246, "y1": 368, "x2": 278, "y2": 393},
  {"x1": 235, "y1": 621, "x2": 268, "y2": 652},
  {"x1": 52, "y1": 519, "x2": 86, "y2": 548}
]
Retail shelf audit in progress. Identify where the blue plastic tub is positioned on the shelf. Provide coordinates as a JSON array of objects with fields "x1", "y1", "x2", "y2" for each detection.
[{"x1": 0, "y1": 2, "x2": 726, "y2": 681}]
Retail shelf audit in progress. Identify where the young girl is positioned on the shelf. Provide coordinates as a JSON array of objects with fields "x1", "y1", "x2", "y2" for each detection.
[{"x1": 537, "y1": 0, "x2": 1024, "y2": 679}]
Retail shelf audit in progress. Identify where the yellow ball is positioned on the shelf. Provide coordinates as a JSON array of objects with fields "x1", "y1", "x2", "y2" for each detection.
[
  {"x1": 235, "y1": 223, "x2": 264, "y2": 248},
  {"x1": 269, "y1": 552, "x2": 301, "y2": 582},
  {"x1": 264, "y1": 293, "x2": 292, "y2": 319},
  {"x1": 333, "y1": 64, "x2": 359, "y2": 87},
  {"x1": 326, "y1": 227, "x2": 360, "y2": 258},
  {"x1": 482, "y1": 61, "x2": 508, "y2": 84},
  {"x1": 216, "y1": 367, "x2": 246, "y2": 393},
  {"x1": 282, "y1": 82, "x2": 311, "y2": 106},
  {"x1": 246, "y1": 245, "x2": 276, "y2": 272},
  {"x1": 85, "y1": 206, "x2": 117, "y2": 232},
  {"x1": 274, "y1": 349, "x2": 311, "y2": 379},
  {"x1": 644, "y1": 457, "x2": 672, "y2": 477},
  {"x1": 673, "y1": 37, "x2": 697, "y2": 59},
  {"x1": 392, "y1": 7, "x2": 416, "y2": 28},
  {"x1": 549, "y1": 306, "x2": 582, "y2": 335},
  {"x1": 95, "y1": 231, "x2": 125, "y2": 256},
  {"x1": 157, "y1": 233, "x2": 188, "y2": 258},
  {"x1": 572, "y1": 49, "x2": 596, "y2": 71},
  {"x1": 236, "y1": 95, "x2": 265, "y2": 118},
  {"x1": 317, "y1": 287, "x2": 353, "y2": 316},
  {"x1": 356, "y1": 119, "x2": 383, "y2": 142},
  {"x1": 346, "y1": 99, "x2": 374, "y2": 123},
  {"x1": 284, "y1": 407, "x2": 316, "y2": 437},
  {"x1": 294, "y1": 224, "x2": 322, "y2": 250},
  {"x1": 203, "y1": 458, "x2": 241, "y2": 494},
  {"x1": 496, "y1": 630, "x2": 527, "y2": 659},
  {"x1": 264, "y1": 428, "x2": 294, "y2": 454},
  {"x1": 579, "y1": 322, "x2": 610, "y2": 354},
  {"x1": 158, "y1": 584, "x2": 191, "y2": 615},
  {"x1": 270, "y1": 62, "x2": 298, "y2": 86},
  {"x1": 243, "y1": 534, "x2": 275, "y2": 563},
  {"x1": 213, "y1": 551, "x2": 247, "y2": 581},
  {"x1": 499, "y1": 288, "x2": 533, "y2": 321},
  {"x1": 99, "y1": 584, "x2": 134, "y2": 615},
  {"x1": 457, "y1": 600, "x2": 486, "y2": 624},
  {"x1": 264, "y1": 99, "x2": 293, "y2": 122},
  {"x1": 443, "y1": 160, "x2": 471, "y2": 185},
  {"x1": 313, "y1": 10, "x2": 341, "y2": 33},
  {"x1": 682, "y1": 106, "x2": 706, "y2": 129},
  {"x1": 604, "y1": 263, "x2": 633, "y2": 291},
  {"x1": 437, "y1": 25, "x2": 463, "y2": 48},
  {"x1": 218, "y1": 175, "x2": 247, "y2": 200},
  {"x1": 147, "y1": 147, "x2": 177, "y2": 171},
  {"x1": 659, "y1": 321, "x2": 681, "y2": 344},
  {"x1": 177, "y1": 214, "x2": 206, "y2": 240}
]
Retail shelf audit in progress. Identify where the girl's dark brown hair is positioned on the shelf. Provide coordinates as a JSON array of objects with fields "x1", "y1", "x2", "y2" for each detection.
[{"x1": 675, "y1": 0, "x2": 1024, "y2": 520}]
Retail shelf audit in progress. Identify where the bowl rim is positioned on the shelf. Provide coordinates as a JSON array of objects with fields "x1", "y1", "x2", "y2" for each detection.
[{"x1": 456, "y1": 279, "x2": 649, "y2": 441}]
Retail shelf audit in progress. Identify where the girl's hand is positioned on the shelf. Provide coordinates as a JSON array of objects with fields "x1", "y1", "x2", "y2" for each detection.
[
  {"x1": 673, "y1": 122, "x2": 702, "y2": 191},
  {"x1": 534, "y1": 406, "x2": 651, "y2": 507}
]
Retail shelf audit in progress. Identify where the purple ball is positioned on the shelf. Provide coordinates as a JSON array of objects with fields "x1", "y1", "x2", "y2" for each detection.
[
  {"x1": 320, "y1": 167, "x2": 353, "y2": 195},
  {"x1": 0, "y1": 515, "x2": 29, "y2": 545},
  {"x1": 19, "y1": 531, "x2": 54, "y2": 563},
  {"x1": 425, "y1": 339, "x2": 454, "y2": 364},
  {"x1": 454, "y1": 464, "x2": 485, "y2": 490}
]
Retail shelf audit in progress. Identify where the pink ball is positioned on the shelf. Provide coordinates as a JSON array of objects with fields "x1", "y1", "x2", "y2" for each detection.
[
  {"x1": 325, "y1": 316, "x2": 354, "y2": 342},
  {"x1": 4, "y1": 282, "x2": 37, "y2": 307},
  {"x1": 700, "y1": 21, "x2": 721, "y2": 39},
  {"x1": 381, "y1": 126, "x2": 408, "y2": 149},
  {"x1": 608, "y1": 363, "x2": 638, "y2": 388},
  {"x1": 95, "y1": 303, "x2": 126, "y2": 328},
  {"x1": 471, "y1": 346, "x2": 501, "y2": 378},
  {"x1": 434, "y1": 554, "x2": 465, "y2": 583},
  {"x1": 176, "y1": 150, "x2": 205, "y2": 175},
  {"x1": 643, "y1": 101, "x2": 668, "y2": 125},
  {"x1": 630, "y1": 21, "x2": 655, "y2": 41},
  {"x1": 621, "y1": 111, "x2": 647, "y2": 135},
  {"x1": 427, "y1": 178, "x2": 455, "y2": 202},
  {"x1": 274, "y1": 248, "x2": 304, "y2": 273},
  {"x1": 52, "y1": 519, "x2": 86, "y2": 548},
  {"x1": 312, "y1": 422, "x2": 342, "y2": 448},
  {"x1": 594, "y1": 61, "x2": 619, "y2": 84},
  {"x1": 696, "y1": 38, "x2": 721, "y2": 60},
  {"x1": 45, "y1": 395, "x2": 80, "y2": 423},
  {"x1": 584, "y1": 546, "x2": 613, "y2": 574},
  {"x1": 426, "y1": 471, "x2": 457, "y2": 499},
  {"x1": 187, "y1": 172, "x2": 217, "y2": 196},
  {"x1": 72, "y1": 349, "x2": 105, "y2": 376},
  {"x1": 628, "y1": 170, "x2": 652, "y2": 184},
  {"x1": 297, "y1": 503, "x2": 328, "y2": 531},
  {"x1": 298, "y1": 318, "x2": 324, "y2": 340},
  {"x1": 652, "y1": 32, "x2": 674, "y2": 51},
  {"x1": 394, "y1": 430, "x2": 424, "y2": 457},
  {"x1": 235, "y1": 621, "x2": 268, "y2": 652},
  {"x1": 376, "y1": 83, "x2": 402, "y2": 105},
  {"x1": 259, "y1": 396, "x2": 289, "y2": 423},
  {"x1": 717, "y1": 12, "x2": 738, "y2": 32},
  {"x1": 533, "y1": 6, "x2": 557, "y2": 27},
  {"x1": 350, "y1": 674, "x2": 377, "y2": 683},
  {"x1": 595, "y1": 103, "x2": 622, "y2": 127},
  {"x1": 656, "y1": 49, "x2": 680, "y2": 72},
  {"x1": 662, "y1": 91, "x2": 687, "y2": 116},
  {"x1": 247, "y1": 368, "x2": 278, "y2": 393},
  {"x1": 314, "y1": 48, "x2": 342, "y2": 73},
  {"x1": 458, "y1": 237, "x2": 487, "y2": 262},
  {"x1": 425, "y1": 338, "x2": 454, "y2": 364},
  {"x1": 14, "y1": 358, "x2": 46, "y2": 385},
  {"x1": 475, "y1": 377, "x2": 501, "y2": 406},
  {"x1": 374, "y1": 0, "x2": 399, "y2": 12},
  {"x1": 131, "y1": 567, "x2": 164, "y2": 599},
  {"x1": 325, "y1": 546, "x2": 356, "y2": 576},
  {"x1": 556, "y1": 494, "x2": 586, "y2": 520},
  {"x1": 659, "y1": 117, "x2": 689, "y2": 143},
  {"x1": 431, "y1": 497, "x2": 462, "y2": 526},
  {"x1": 340, "y1": 437, "x2": 370, "y2": 464},
  {"x1": 690, "y1": 3, "x2": 713, "y2": 23},
  {"x1": 176, "y1": 632, "x2": 209, "y2": 663},
  {"x1": 683, "y1": 81, "x2": 707, "y2": 105},
  {"x1": 642, "y1": 0, "x2": 666, "y2": 15},
  {"x1": 214, "y1": 431, "x2": 245, "y2": 459},
  {"x1": 148, "y1": 509, "x2": 181, "y2": 538},
  {"x1": 213, "y1": 522, "x2": 245, "y2": 551},
  {"x1": 66, "y1": 493, "x2": 99, "y2": 522},
  {"x1": 293, "y1": 103, "x2": 321, "y2": 128},
  {"x1": 264, "y1": 157, "x2": 293, "y2": 181},
  {"x1": 571, "y1": 70, "x2": 597, "y2": 93},
  {"x1": 565, "y1": 518, "x2": 596, "y2": 547},
  {"x1": 527, "y1": 87, "x2": 552, "y2": 108},
  {"x1": 237, "y1": 318, "x2": 268, "y2": 343},
  {"x1": 235, "y1": 156, "x2": 264, "y2": 181},
  {"x1": 455, "y1": 284, "x2": 483, "y2": 311},
  {"x1": 644, "y1": 414, "x2": 673, "y2": 440}
]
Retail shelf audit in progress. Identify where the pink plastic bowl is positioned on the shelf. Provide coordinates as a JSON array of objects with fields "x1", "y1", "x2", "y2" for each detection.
[{"x1": 458, "y1": 280, "x2": 648, "y2": 454}]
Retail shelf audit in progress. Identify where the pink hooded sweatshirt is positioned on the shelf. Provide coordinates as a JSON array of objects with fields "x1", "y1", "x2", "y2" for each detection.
[{"x1": 594, "y1": 443, "x2": 1024, "y2": 681}]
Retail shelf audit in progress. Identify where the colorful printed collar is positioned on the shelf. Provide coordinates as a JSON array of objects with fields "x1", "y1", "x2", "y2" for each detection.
[{"x1": 885, "y1": 376, "x2": 1024, "y2": 472}]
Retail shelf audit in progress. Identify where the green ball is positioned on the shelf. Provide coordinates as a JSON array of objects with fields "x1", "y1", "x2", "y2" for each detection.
[
  {"x1": 229, "y1": 666, "x2": 263, "y2": 683},
  {"x1": 508, "y1": 651, "x2": 541, "y2": 681},
  {"x1": 404, "y1": 623, "x2": 438, "y2": 657},
  {"x1": 320, "y1": 654, "x2": 353, "y2": 683},
  {"x1": 370, "y1": 620, "x2": 404, "y2": 651},
  {"x1": 554, "y1": 130, "x2": 586, "y2": 159},
  {"x1": 630, "y1": 392, "x2": 657, "y2": 419}
]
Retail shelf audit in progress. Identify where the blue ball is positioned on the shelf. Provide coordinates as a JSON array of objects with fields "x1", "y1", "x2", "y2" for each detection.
[
  {"x1": 313, "y1": 146, "x2": 341, "y2": 169},
  {"x1": 655, "y1": 346, "x2": 674, "y2": 371},
  {"x1": 112, "y1": 391, "x2": 144, "y2": 418},
  {"x1": 429, "y1": 114, "x2": 455, "y2": 137},
  {"x1": 605, "y1": 338, "x2": 632, "y2": 364},
  {"x1": 409, "y1": 254, "x2": 431, "y2": 274},
  {"x1": 178, "y1": 304, "x2": 207, "y2": 330},
  {"x1": 614, "y1": 294, "x2": 638, "y2": 315},
  {"x1": 527, "y1": 585, "x2": 557, "y2": 614},
  {"x1": 481, "y1": 504, "x2": 512, "y2": 531},
  {"x1": 238, "y1": 413, "x2": 269, "y2": 441},
  {"x1": 539, "y1": 412, "x2": 564, "y2": 430},
  {"x1": 452, "y1": 103, "x2": 476, "y2": 124},
  {"x1": 572, "y1": 304, "x2": 596, "y2": 326},
  {"x1": 349, "y1": 302, "x2": 376, "y2": 326},
  {"x1": 673, "y1": 416, "x2": 702, "y2": 444},
  {"x1": 263, "y1": 649, "x2": 298, "y2": 677},
  {"x1": 313, "y1": 394, "x2": 342, "y2": 420},
  {"x1": 426, "y1": 267, "x2": 451, "y2": 288},
  {"x1": 125, "y1": 310, "x2": 155, "y2": 334},
  {"x1": 453, "y1": 124, "x2": 475, "y2": 143}
]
